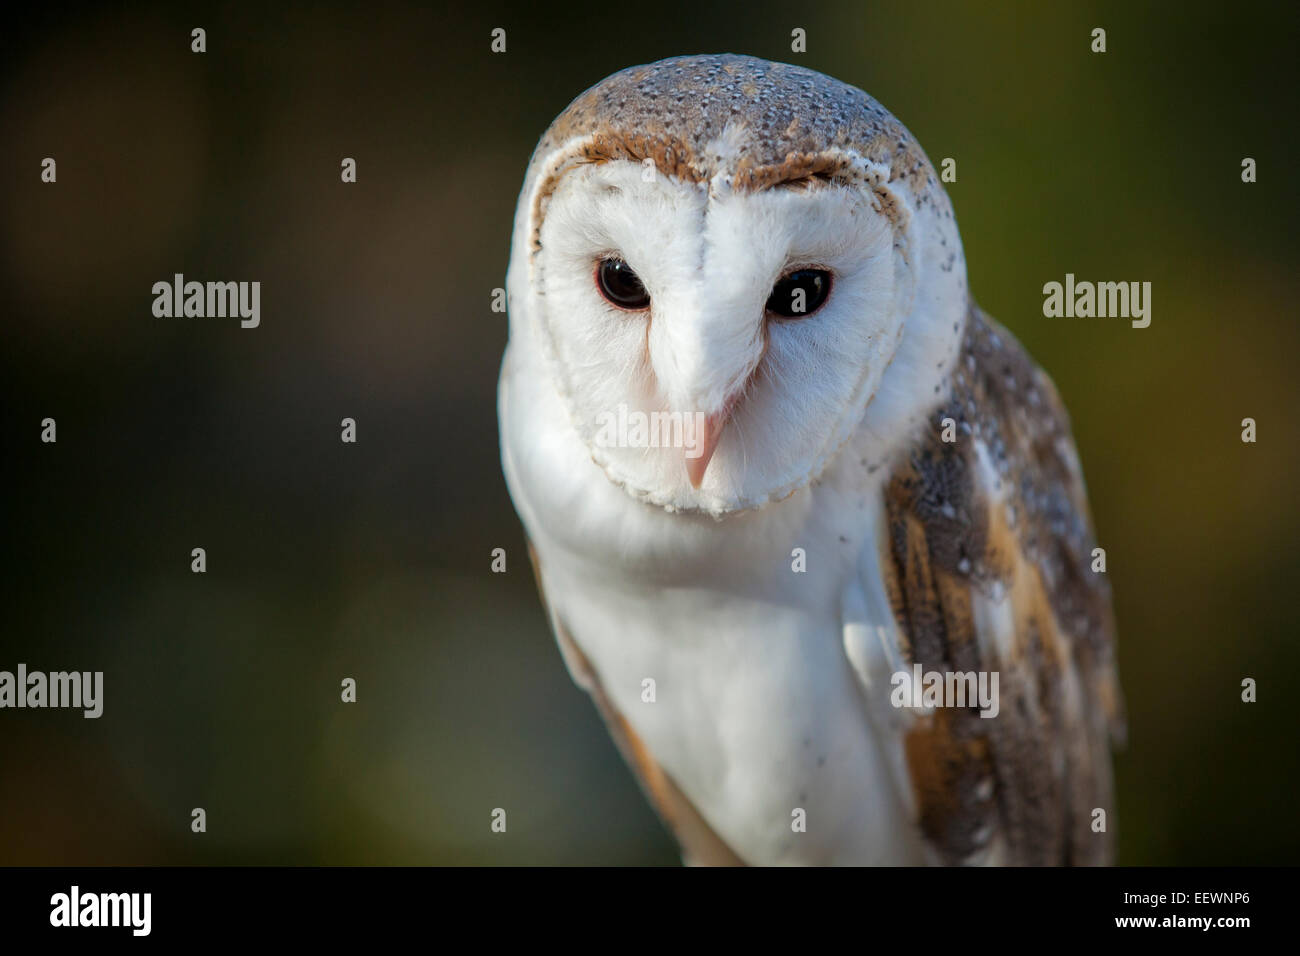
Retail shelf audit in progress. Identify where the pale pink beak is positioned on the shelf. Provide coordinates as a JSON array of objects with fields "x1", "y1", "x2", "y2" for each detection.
[{"x1": 685, "y1": 413, "x2": 729, "y2": 489}]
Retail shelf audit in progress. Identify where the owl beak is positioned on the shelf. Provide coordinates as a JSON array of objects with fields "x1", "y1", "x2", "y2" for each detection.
[{"x1": 685, "y1": 412, "x2": 728, "y2": 489}]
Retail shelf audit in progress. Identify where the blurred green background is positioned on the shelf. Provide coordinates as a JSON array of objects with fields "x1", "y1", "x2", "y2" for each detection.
[{"x1": 1, "y1": 0, "x2": 1297, "y2": 865}]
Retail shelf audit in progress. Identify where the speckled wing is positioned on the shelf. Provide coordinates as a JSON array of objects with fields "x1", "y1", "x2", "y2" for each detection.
[{"x1": 856, "y1": 306, "x2": 1125, "y2": 865}]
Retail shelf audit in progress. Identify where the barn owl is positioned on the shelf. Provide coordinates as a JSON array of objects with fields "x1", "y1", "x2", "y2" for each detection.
[{"x1": 498, "y1": 54, "x2": 1124, "y2": 865}]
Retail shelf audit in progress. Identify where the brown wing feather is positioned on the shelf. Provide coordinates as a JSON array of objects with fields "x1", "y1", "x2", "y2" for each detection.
[{"x1": 880, "y1": 306, "x2": 1124, "y2": 865}]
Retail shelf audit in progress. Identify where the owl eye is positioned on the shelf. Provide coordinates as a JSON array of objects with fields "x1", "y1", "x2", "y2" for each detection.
[
  {"x1": 766, "y1": 269, "x2": 832, "y2": 318},
  {"x1": 596, "y1": 258, "x2": 651, "y2": 311}
]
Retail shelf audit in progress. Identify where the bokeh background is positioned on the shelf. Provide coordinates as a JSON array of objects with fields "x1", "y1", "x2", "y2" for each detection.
[{"x1": 1, "y1": 0, "x2": 1297, "y2": 865}]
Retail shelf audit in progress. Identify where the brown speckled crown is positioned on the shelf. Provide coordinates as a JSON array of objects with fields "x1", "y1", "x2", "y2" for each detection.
[{"x1": 532, "y1": 53, "x2": 938, "y2": 196}]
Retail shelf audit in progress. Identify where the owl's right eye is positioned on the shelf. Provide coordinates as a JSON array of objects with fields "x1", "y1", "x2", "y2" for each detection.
[{"x1": 596, "y1": 258, "x2": 651, "y2": 311}]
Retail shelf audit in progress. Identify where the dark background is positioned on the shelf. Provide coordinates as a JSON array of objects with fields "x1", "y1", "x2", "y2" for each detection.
[{"x1": 1, "y1": 0, "x2": 1297, "y2": 864}]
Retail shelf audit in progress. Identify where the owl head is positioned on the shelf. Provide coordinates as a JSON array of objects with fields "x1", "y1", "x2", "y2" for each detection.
[{"x1": 507, "y1": 54, "x2": 969, "y2": 517}]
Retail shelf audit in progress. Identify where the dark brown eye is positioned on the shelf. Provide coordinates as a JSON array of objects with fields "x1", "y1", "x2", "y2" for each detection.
[
  {"x1": 596, "y1": 258, "x2": 651, "y2": 310},
  {"x1": 766, "y1": 269, "x2": 832, "y2": 318}
]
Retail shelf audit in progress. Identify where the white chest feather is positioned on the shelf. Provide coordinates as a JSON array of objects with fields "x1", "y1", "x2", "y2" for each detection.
[{"x1": 501, "y1": 339, "x2": 930, "y2": 865}]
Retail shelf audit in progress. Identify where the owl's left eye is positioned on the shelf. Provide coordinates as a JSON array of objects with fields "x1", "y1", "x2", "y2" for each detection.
[
  {"x1": 766, "y1": 269, "x2": 832, "y2": 318},
  {"x1": 596, "y1": 258, "x2": 651, "y2": 311}
]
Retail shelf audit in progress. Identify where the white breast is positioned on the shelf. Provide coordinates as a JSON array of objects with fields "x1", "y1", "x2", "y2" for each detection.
[{"x1": 500, "y1": 337, "x2": 927, "y2": 865}]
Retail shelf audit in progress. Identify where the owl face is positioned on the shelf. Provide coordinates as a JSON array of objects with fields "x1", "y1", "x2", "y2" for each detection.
[
  {"x1": 525, "y1": 160, "x2": 908, "y2": 514},
  {"x1": 508, "y1": 55, "x2": 969, "y2": 517}
]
